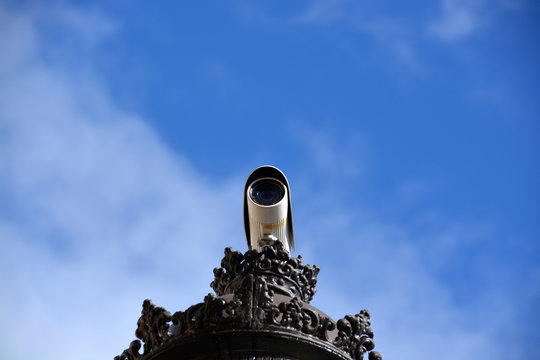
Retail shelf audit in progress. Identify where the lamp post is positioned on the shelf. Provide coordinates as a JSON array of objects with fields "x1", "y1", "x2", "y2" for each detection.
[{"x1": 115, "y1": 167, "x2": 382, "y2": 360}]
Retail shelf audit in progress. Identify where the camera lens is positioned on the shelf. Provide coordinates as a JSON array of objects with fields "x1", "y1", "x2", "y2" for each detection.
[{"x1": 250, "y1": 179, "x2": 285, "y2": 206}]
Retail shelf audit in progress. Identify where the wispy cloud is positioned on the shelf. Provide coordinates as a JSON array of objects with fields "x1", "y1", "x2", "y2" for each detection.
[
  {"x1": 291, "y1": 0, "x2": 354, "y2": 25},
  {"x1": 359, "y1": 17, "x2": 423, "y2": 72},
  {"x1": 427, "y1": 0, "x2": 483, "y2": 40},
  {"x1": 0, "y1": 4, "x2": 242, "y2": 359},
  {"x1": 237, "y1": 0, "x2": 424, "y2": 72},
  {"x1": 290, "y1": 124, "x2": 537, "y2": 359},
  {"x1": 427, "y1": 0, "x2": 526, "y2": 41},
  {"x1": 291, "y1": 122, "x2": 369, "y2": 180},
  {"x1": 301, "y1": 200, "x2": 515, "y2": 359},
  {"x1": 237, "y1": 0, "x2": 527, "y2": 74}
]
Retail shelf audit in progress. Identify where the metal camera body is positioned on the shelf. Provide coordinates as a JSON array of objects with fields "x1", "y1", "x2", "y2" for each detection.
[{"x1": 243, "y1": 166, "x2": 295, "y2": 255}]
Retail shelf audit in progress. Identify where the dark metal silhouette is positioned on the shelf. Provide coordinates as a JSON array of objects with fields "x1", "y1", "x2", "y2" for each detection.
[{"x1": 115, "y1": 242, "x2": 382, "y2": 360}]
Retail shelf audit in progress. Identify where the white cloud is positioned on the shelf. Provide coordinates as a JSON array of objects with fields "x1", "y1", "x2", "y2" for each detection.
[
  {"x1": 291, "y1": 1, "x2": 424, "y2": 72},
  {"x1": 289, "y1": 128, "x2": 527, "y2": 359},
  {"x1": 292, "y1": 122, "x2": 369, "y2": 180},
  {"x1": 0, "y1": 4, "x2": 243, "y2": 359},
  {"x1": 428, "y1": 0, "x2": 483, "y2": 40},
  {"x1": 306, "y1": 216, "x2": 506, "y2": 359},
  {"x1": 292, "y1": 0, "x2": 351, "y2": 25}
]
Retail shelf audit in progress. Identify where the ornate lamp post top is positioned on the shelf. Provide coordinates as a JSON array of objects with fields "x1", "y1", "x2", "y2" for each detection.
[{"x1": 115, "y1": 242, "x2": 382, "y2": 360}]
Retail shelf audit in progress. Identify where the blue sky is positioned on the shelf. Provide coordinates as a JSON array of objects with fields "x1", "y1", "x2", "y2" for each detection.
[{"x1": 0, "y1": 1, "x2": 538, "y2": 359}]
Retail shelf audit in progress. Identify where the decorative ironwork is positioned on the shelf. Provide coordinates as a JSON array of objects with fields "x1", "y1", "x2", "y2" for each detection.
[
  {"x1": 271, "y1": 297, "x2": 337, "y2": 342},
  {"x1": 211, "y1": 242, "x2": 319, "y2": 303},
  {"x1": 114, "y1": 300, "x2": 171, "y2": 360},
  {"x1": 333, "y1": 310, "x2": 382, "y2": 360},
  {"x1": 115, "y1": 340, "x2": 142, "y2": 360},
  {"x1": 115, "y1": 243, "x2": 382, "y2": 360}
]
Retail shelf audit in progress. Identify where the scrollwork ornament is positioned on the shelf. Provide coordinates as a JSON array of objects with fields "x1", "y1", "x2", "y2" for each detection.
[
  {"x1": 136, "y1": 300, "x2": 172, "y2": 355},
  {"x1": 114, "y1": 340, "x2": 142, "y2": 360},
  {"x1": 368, "y1": 351, "x2": 383, "y2": 360},
  {"x1": 211, "y1": 242, "x2": 320, "y2": 303},
  {"x1": 278, "y1": 297, "x2": 305, "y2": 330},
  {"x1": 300, "y1": 307, "x2": 336, "y2": 341},
  {"x1": 271, "y1": 297, "x2": 337, "y2": 342},
  {"x1": 211, "y1": 247, "x2": 244, "y2": 295},
  {"x1": 333, "y1": 310, "x2": 381, "y2": 360}
]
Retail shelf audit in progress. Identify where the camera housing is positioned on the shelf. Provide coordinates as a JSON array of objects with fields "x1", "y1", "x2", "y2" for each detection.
[{"x1": 244, "y1": 166, "x2": 295, "y2": 254}]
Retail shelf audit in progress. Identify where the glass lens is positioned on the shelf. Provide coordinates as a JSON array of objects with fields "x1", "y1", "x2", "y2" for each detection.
[{"x1": 250, "y1": 179, "x2": 285, "y2": 206}]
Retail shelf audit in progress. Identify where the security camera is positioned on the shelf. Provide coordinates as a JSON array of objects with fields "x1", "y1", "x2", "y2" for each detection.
[{"x1": 244, "y1": 166, "x2": 295, "y2": 255}]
